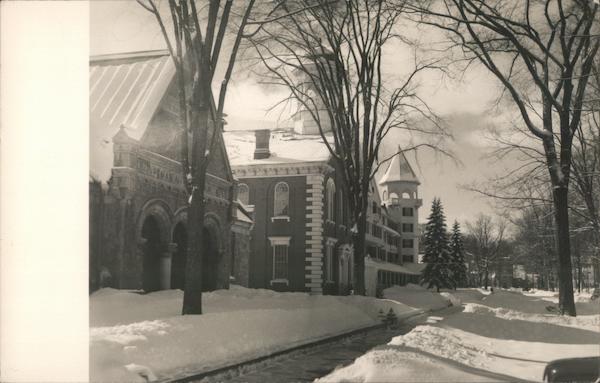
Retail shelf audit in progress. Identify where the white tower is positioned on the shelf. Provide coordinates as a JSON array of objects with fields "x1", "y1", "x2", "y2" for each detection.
[{"x1": 379, "y1": 147, "x2": 422, "y2": 263}]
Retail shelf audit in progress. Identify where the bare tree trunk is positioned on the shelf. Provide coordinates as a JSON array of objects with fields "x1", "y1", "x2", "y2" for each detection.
[
  {"x1": 352, "y1": 195, "x2": 369, "y2": 296},
  {"x1": 592, "y1": 223, "x2": 600, "y2": 288},
  {"x1": 553, "y1": 186, "x2": 577, "y2": 316},
  {"x1": 182, "y1": 102, "x2": 210, "y2": 315},
  {"x1": 182, "y1": 179, "x2": 206, "y2": 314},
  {"x1": 577, "y1": 259, "x2": 582, "y2": 293},
  {"x1": 484, "y1": 265, "x2": 489, "y2": 290}
]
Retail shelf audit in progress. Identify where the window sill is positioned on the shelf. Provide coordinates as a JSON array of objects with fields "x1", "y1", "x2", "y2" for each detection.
[
  {"x1": 270, "y1": 278, "x2": 289, "y2": 286},
  {"x1": 271, "y1": 216, "x2": 290, "y2": 222}
]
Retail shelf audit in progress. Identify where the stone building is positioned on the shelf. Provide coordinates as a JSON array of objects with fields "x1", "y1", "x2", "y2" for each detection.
[{"x1": 89, "y1": 50, "x2": 252, "y2": 293}]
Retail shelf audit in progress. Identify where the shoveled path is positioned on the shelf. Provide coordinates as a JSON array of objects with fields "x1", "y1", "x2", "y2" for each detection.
[
  {"x1": 193, "y1": 306, "x2": 518, "y2": 383},
  {"x1": 198, "y1": 321, "x2": 418, "y2": 383}
]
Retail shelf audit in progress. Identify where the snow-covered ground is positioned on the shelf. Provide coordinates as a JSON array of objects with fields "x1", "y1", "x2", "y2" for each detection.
[
  {"x1": 90, "y1": 284, "x2": 454, "y2": 382},
  {"x1": 318, "y1": 288, "x2": 600, "y2": 383}
]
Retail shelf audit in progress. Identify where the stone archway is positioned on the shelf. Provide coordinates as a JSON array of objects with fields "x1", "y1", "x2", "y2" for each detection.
[
  {"x1": 171, "y1": 222, "x2": 187, "y2": 290},
  {"x1": 137, "y1": 199, "x2": 173, "y2": 292},
  {"x1": 202, "y1": 215, "x2": 222, "y2": 292},
  {"x1": 141, "y1": 216, "x2": 163, "y2": 292}
]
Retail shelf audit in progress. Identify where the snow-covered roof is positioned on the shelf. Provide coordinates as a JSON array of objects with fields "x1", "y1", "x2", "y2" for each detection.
[
  {"x1": 223, "y1": 130, "x2": 332, "y2": 167},
  {"x1": 378, "y1": 147, "x2": 420, "y2": 185},
  {"x1": 90, "y1": 50, "x2": 174, "y2": 182}
]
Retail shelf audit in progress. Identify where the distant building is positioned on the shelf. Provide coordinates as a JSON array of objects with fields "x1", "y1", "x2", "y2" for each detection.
[
  {"x1": 89, "y1": 50, "x2": 252, "y2": 293},
  {"x1": 378, "y1": 151, "x2": 422, "y2": 263}
]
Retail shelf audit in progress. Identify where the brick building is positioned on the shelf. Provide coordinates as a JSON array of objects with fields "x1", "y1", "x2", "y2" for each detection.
[
  {"x1": 89, "y1": 50, "x2": 252, "y2": 292},
  {"x1": 223, "y1": 128, "x2": 424, "y2": 296}
]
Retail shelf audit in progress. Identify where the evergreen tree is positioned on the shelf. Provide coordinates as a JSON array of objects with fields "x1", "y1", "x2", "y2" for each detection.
[
  {"x1": 421, "y1": 198, "x2": 452, "y2": 292},
  {"x1": 450, "y1": 220, "x2": 468, "y2": 288}
]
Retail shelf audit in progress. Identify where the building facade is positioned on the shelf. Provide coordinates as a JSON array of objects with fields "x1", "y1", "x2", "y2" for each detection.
[
  {"x1": 224, "y1": 128, "x2": 423, "y2": 296},
  {"x1": 89, "y1": 50, "x2": 252, "y2": 293}
]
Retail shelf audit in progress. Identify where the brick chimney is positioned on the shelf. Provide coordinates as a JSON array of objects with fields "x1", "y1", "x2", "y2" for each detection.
[{"x1": 254, "y1": 129, "x2": 271, "y2": 159}]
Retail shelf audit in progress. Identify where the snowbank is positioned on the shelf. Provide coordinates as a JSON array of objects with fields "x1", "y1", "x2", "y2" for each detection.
[
  {"x1": 90, "y1": 285, "x2": 420, "y2": 381},
  {"x1": 318, "y1": 287, "x2": 600, "y2": 383},
  {"x1": 389, "y1": 325, "x2": 598, "y2": 382},
  {"x1": 464, "y1": 302, "x2": 600, "y2": 332},
  {"x1": 316, "y1": 349, "x2": 502, "y2": 383},
  {"x1": 382, "y1": 284, "x2": 454, "y2": 311}
]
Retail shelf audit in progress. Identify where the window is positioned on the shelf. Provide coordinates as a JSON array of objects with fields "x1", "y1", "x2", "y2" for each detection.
[
  {"x1": 372, "y1": 225, "x2": 382, "y2": 238},
  {"x1": 238, "y1": 183, "x2": 249, "y2": 205},
  {"x1": 273, "y1": 182, "x2": 289, "y2": 216},
  {"x1": 325, "y1": 240, "x2": 336, "y2": 282},
  {"x1": 269, "y1": 236, "x2": 291, "y2": 282},
  {"x1": 402, "y1": 207, "x2": 413, "y2": 217},
  {"x1": 326, "y1": 179, "x2": 336, "y2": 222},
  {"x1": 402, "y1": 223, "x2": 414, "y2": 233},
  {"x1": 273, "y1": 245, "x2": 288, "y2": 279},
  {"x1": 372, "y1": 201, "x2": 377, "y2": 214},
  {"x1": 402, "y1": 239, "x2": 414, "y2": 248},
  {"x1": 403, "y1": 255, "x2": 413, "y2": 263}
]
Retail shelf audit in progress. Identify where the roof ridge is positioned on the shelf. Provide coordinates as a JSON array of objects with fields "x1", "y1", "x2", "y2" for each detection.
[{"x1": 90, "y1": 49, "x2": 170, "y2": 63}]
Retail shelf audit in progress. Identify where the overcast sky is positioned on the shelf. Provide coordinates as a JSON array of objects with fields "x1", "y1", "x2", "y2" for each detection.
[{"x1": 91, "y1": 0, "x2": 524, "y2": 225}]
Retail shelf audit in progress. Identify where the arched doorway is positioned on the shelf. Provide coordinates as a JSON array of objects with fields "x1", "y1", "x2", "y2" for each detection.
[
  {"x1": 202, "y1": 226, "x2": 219, "y2": 291},
  {"x1": 142, "y1": 215, "x2": 163, "y2": 292},
  {"x1": 171, "y1": 222, "x2": 187, "y2": 290}
]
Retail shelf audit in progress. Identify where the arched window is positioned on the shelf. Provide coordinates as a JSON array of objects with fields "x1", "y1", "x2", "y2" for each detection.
[
  {"x1": 273, "y1": 182, "x2": 289, "y2": 216},
  {"x1": 326, "y1": 178, "x2": 336, "y2": 222},
  {"x1": 238, "y1": 183, "x2": 249, "y2": 205},
  {"x1": 383, "y1": 190, "x2": 387, "y2": 201}
]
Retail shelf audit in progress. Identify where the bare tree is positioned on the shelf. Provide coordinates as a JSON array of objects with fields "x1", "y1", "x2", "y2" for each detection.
[
  {"x1": 465, "y1": 214, "x2": 506, "y2": 289},
  {"x1": 512, "y1": 199, "x2": 558, "y2": 290},
  {"x1": 135, "y1": 0, "x2": 270, "y2": 314},
  {"x1": 249, "y1": 0, "x2": 445, "y2": 294},
  {"x1": 570, "y1": 56, "x2": 600, "y2": 286},
  {"x1": 411, "y1": 0, "x2": 599, "y2": 315},
  {"x1": 137, "y1": 0, "x2": 329, "y2": 314}
]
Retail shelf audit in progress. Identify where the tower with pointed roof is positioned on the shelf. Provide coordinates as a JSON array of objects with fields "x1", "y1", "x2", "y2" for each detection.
[{"x1": 379, "y1": 147, "x2": 422, "y2": 263}]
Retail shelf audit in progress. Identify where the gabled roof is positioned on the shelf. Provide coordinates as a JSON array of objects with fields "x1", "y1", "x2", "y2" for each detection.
[
  {"x1": 90, "y1": 50, "x2": 174, "y2": 181},
  {"x1": 90, "y1": 50, "x2": 173, "y2": 140},
  {"x1": 378, "y1": 146, "x2": 420, "y2": 185}
]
